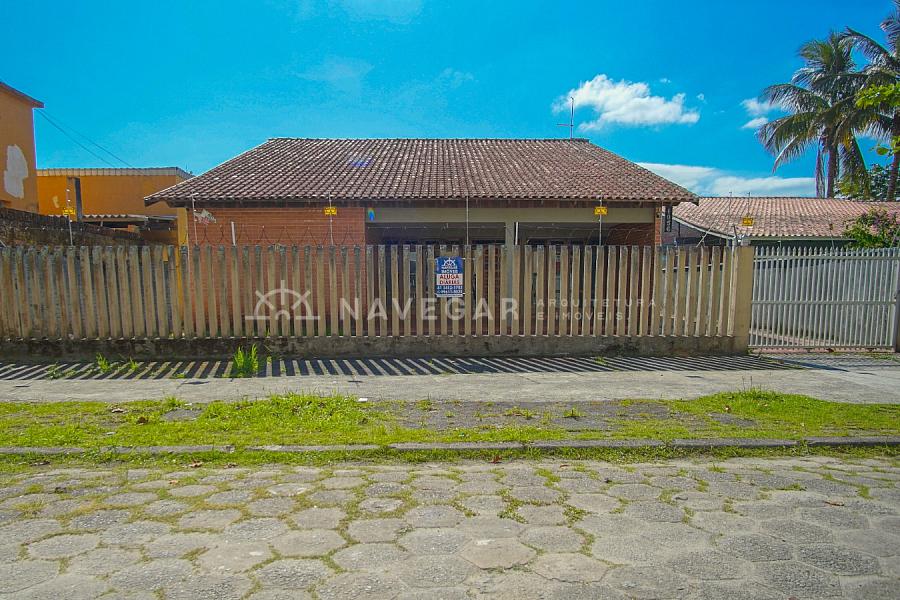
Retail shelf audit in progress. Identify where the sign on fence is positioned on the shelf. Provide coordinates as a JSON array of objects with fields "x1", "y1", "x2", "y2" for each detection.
[{"x1": 435, "y1": 256, "x2": 464, "y2": 298}]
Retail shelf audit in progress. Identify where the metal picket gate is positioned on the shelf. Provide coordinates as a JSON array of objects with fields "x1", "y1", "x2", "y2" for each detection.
[{"x1": 750, "y1": 246, "x2": 900, "y2": 350}]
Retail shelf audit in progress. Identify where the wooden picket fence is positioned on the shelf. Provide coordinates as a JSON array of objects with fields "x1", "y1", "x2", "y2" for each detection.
[{"x1": 0, "y1": 244, "x2": 746, "y2": 341}]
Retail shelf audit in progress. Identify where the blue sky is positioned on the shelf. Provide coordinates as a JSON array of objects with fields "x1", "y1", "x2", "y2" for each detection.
[{"x1": 3, "y1": 0, "x2": 893, "y2": 196}]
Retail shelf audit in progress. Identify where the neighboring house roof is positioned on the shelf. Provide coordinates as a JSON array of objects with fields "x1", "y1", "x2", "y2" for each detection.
[
  {"x1": 0, "y1": 81, "x2": 43, "y2": 108},
  {"x1": 674, "y1": 197, "x2": 900, "y2": 241},
  {"x1": 145, "y1": 138, "x2": 695, "y2": 206},
  {"x1": 38, "y1": 167, "x2": 192, "y2": 179}
]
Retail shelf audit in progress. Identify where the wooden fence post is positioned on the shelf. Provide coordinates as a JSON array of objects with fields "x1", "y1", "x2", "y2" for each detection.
[{"x1": 731, "y1": 245, "x2": 755, "y2": 351}]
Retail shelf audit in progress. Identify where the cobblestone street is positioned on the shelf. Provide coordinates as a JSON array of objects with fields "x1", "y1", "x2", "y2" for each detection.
[{"x1": 1, "y1": 455, "x2": 898, "y2": 599}]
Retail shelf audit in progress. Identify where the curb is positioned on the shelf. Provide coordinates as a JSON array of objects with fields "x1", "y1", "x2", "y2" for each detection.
[{"x1": 1, "y1": 436, "x2": 898, "y2": 457}]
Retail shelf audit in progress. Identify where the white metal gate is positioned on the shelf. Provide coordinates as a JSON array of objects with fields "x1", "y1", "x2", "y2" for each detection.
[{"x1": 750, "y1": 246, "x2": 900, "y2": 350}]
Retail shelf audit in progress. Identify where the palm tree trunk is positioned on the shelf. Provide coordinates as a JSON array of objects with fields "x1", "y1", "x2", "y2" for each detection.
[
  {"x1": 826, "y1": 145, "x2": 838, "y2": 198},
  {"x1": 887, "y1": 113, "x2": 900, "y2": 201}
]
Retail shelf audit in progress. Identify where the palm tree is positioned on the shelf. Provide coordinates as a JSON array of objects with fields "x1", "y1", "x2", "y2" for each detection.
[
  {"x1": 844, "y1": 0, "x2": 900, "y2": 200},
  {"x1": 757, "y1": 33, "x2": 874, "y2": 198}
]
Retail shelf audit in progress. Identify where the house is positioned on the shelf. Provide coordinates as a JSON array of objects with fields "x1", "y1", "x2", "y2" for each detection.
[
  {"x1": 667, "y1": 196, "x2": 900, "y2": 247},
  {"x1": 37, "y1": 167, "x2": 192, "y2": 243},
  {"x1": 0, "y1": 82, "x2": 43, "y2": 213},
  {"x1": 145, "y1": 138, "x2": 694, "y2": 247}
]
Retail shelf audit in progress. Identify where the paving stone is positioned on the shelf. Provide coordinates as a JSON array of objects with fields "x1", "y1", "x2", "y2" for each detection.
[
  {"x1": 104, "y1": 492, "x2": 158, "y2": 507},
  {"x1": 16, "y1": 573, "x2": 109, "y2": 600},
  {"x1": 841, "y1": 577, "x2": 900, "y2": 600},
  {"x1": 254, "y1": 559, "x2": 332, "y2": 589},
  {"x1": 530, "y1": 552, "x2": 607, "y2": 583},
  {"x1": 690, "y1": 511, "x2": 757, "y2": 535},
  {"x1": 465, "y1": 570, "x2": 618, "y2": 600},
  {"x1": 177, "y1": 508, "x2": 242, "y2": 530},
  {"x1": 163, "y1": 574, "x2": 254, "y2": 600},
  {"x1": 320, "y1": 476, "x2": 365, "y2": 489},
  {"x1": 460, "y1": 538, "x2": 536, "y2": 569},
  {"x1": 197, "y1": 541, "x2": 272, "y2": 573},
  {"x1": 797, "y1": 506, "x2": 870, "y2": 530},
  {"x1": 459, "y1": 495, "x2": 505, "y2": 516},
  {"x1": 590, "y1": 534, "x2": 674, "y2": 565},
  {"x1": 143, "y1": 499, "x2": 191, "y2": 516},
  {"x1": 411, "y1": 488, "x2": 457, "y2": 503},
  {"x1": 0, "y1": 518, "x2": 62, "y2": 544},
  {"x1": 0, "y1": 560, "x2": 59, "y2": 594},
  {"x1": 359, "y1": 497, "x2": 403, "y2": 514},
  {"x1": 347, "y1": 518, "x2": 407, "y2": 542},
  {"x1": 392, "y1": 555, "x2": 474, "y2": 587},
  {"x1": 27, "y1": 533, "x2": 99, "y2": 559},
  {"x1": 667, "y1": 549, "x2": 750, "y2": 580},
  {"x1": 270, "y1": 529, "x2": 346, "y2": 557},
  {"x1": 760, "y1": 518, "x2": 834, "y2": 544},
  {"x1": 717, "y1": 533, "x2": 793, "y2": 562},
  {"x1": 519, "y1": 526, "x2": 585, "y2": 552},
  {"x1": 405, "y1": 505, "x2": 463, "y2": 527},
  {"x1": 316, "y1": 571, "x2": 406, "y2": 600},
  {"x1": 146, "y1": 532, "x2": 217, "y2": 558},
  {"x1": 265, "y1": 483, "x2": 310, "y2": 497},
  {"x1": 576, "y1": 513, "x2": 649, "y2": 537},
  {"x1": 399, "y1": 528, "x2": 469, "y2": 553},
  {"x1": 290, "y1": 507, "x2": 345, "y2": 529},
  {"x1": 365, "y1": 482, "x2": 405, "y2": 497},
  {"x1": 517, "y1": 504, "x2": 567, "y2": 525},
  {"x1": 555, "y1": 478, "x2": 606, "y2": 494},
  {"x1": 457, "y1": 480, "x2": 502, "y2": 494},
  {"x1": 247, "y1": 497, "x2": 295, "y2": 517},
  {"x1": 565, "y1": 493, "x2": 620, "y2": 514},
  {"x1": 508, "y1": 486, "x2": 561, "y2": 504},
  {"x1": 622, "y1": 501, "x2": 685, "y2": 523},
  {"x1": 167, "y1": 484, "x2": 217, "y2": 498},
  {"x1": 607, "y1": 484, "x2": 659, "y2": 501},
  {"x1": 396, "y1": 587, "x2": 468, "y2": 600},
  {"x1": 108, "y1": 558, "x2": 193, "y2": 591},
  {"x1": 206, "y1": 490, "x2": 254, "y2": 505},
  {"x1": 604, "y1": 565, "x2": 691, "y2": 599},
  {"x1": 100, "y1": 520, "x2": 171, "y2": 547},
  {"x1": 836, "y1": 528, "x2": 900, "y2": 557},
  {"x1": 458, "y1": 516, "x2": 524, "y2": 538},
  {"x1": 332, "y1": 542, "x2": 408, "y2": 570},
  {"x1": 223, "y1": 517, "x2": 289, "y2": 542},
  {"x1": 795, "y1": 544, "x2": 881, "y2": 575},
  {"x1": 689, "y1": 580, "x2": 783, "y2": 600},
  {"x1": 67, "y1": 547, "x2": 142, "y2": 577},
  {"x1": 754, "y1": 560, "x2": 842, "y2": 597},
  {"x1": 307, "y1": 489, "x2": 354, "y2": 505}
]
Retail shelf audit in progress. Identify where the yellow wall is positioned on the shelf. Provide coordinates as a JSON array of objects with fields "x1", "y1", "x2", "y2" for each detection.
[
  {"x1": 0, "y1": 88, "x2": 40, "y2": 212},
  {"x1": 37, "y1": 170, "x2": 189, "y2": 218}
]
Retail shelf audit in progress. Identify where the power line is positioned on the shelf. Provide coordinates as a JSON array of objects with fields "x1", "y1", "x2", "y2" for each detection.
[{"x1": 36, "y1": 110, "x2": 134, "y2": 168}]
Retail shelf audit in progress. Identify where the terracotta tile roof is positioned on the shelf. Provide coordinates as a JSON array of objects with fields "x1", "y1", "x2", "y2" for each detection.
[
  {"x1": 146, "y1": 138, "x2": 695, "y2": 206},
  {"x1": 674, "y1": 197, "x2": 900, "y2": 240}
]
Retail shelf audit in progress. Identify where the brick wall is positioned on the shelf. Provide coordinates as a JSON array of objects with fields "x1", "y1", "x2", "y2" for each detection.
[
  {"x1": 0, "y1": 207, "x2": 142, "y2": 246},
  {"x1": 189, "y1": 207, "x2": 366, "y2": 247}
]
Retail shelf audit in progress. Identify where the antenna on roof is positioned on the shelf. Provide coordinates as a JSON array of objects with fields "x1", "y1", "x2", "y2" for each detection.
[{"x1": 557, "y1": 96, "x2": 575, "y2": 139}]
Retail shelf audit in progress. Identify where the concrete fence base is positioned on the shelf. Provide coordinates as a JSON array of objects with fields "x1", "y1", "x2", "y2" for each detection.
[{"x1": 0, "y1": 334, "x2": 741, "y2": 361}]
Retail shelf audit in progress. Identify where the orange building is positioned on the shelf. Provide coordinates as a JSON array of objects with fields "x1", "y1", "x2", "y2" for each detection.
[
  {"x1": 38, "y1": 167, "x2": 192, "y2": 242},
  {"x1": 0, "y1": 82, "x2": 43, "y2": 212}
]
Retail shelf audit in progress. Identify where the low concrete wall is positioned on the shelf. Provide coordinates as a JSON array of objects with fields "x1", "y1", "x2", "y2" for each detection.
[{"x1": 0, "y1": 334, "x2": 741, "y2": 361}]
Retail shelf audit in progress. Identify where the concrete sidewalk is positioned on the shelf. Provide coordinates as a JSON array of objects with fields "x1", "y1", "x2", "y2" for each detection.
[{"x1": 1, "y1": 354, "x2": 898, "y2": 404}]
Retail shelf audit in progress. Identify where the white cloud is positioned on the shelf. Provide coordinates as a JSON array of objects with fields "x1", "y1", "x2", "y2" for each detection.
[
  {"x1": 659, "y1": 77, "x2": 672, "y2": 84},
  {"x1": 438, "y1": 68, "x2": 474, "y2": 89},
  {"x1": 696, "y1": 93, "x2": 706, "y2": 102},
  {"x1": 297, "y1": 57, "x2": 372, "y2": 91},
  {"x1": 639, "y1": 162, "x2": 815, "y2": 197},
  {"x1": 741, "y1": 116, "x2": 768, "y2": 130},
  {"x1": 556, "y1": 74, "x2": 700, "y2": 129},
  {"x1": 741, "y1": 98, "x2": 776, "y2": 117}
]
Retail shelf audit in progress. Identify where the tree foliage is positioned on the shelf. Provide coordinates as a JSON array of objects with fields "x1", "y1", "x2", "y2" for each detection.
[{"x1": 843, "y1": 208, "x2": 900, "y2": 247}]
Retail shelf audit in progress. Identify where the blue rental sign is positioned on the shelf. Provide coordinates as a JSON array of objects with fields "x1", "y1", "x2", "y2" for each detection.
[{"x1": 435, "y1": 256, "x2": 464, "y2": 298}]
